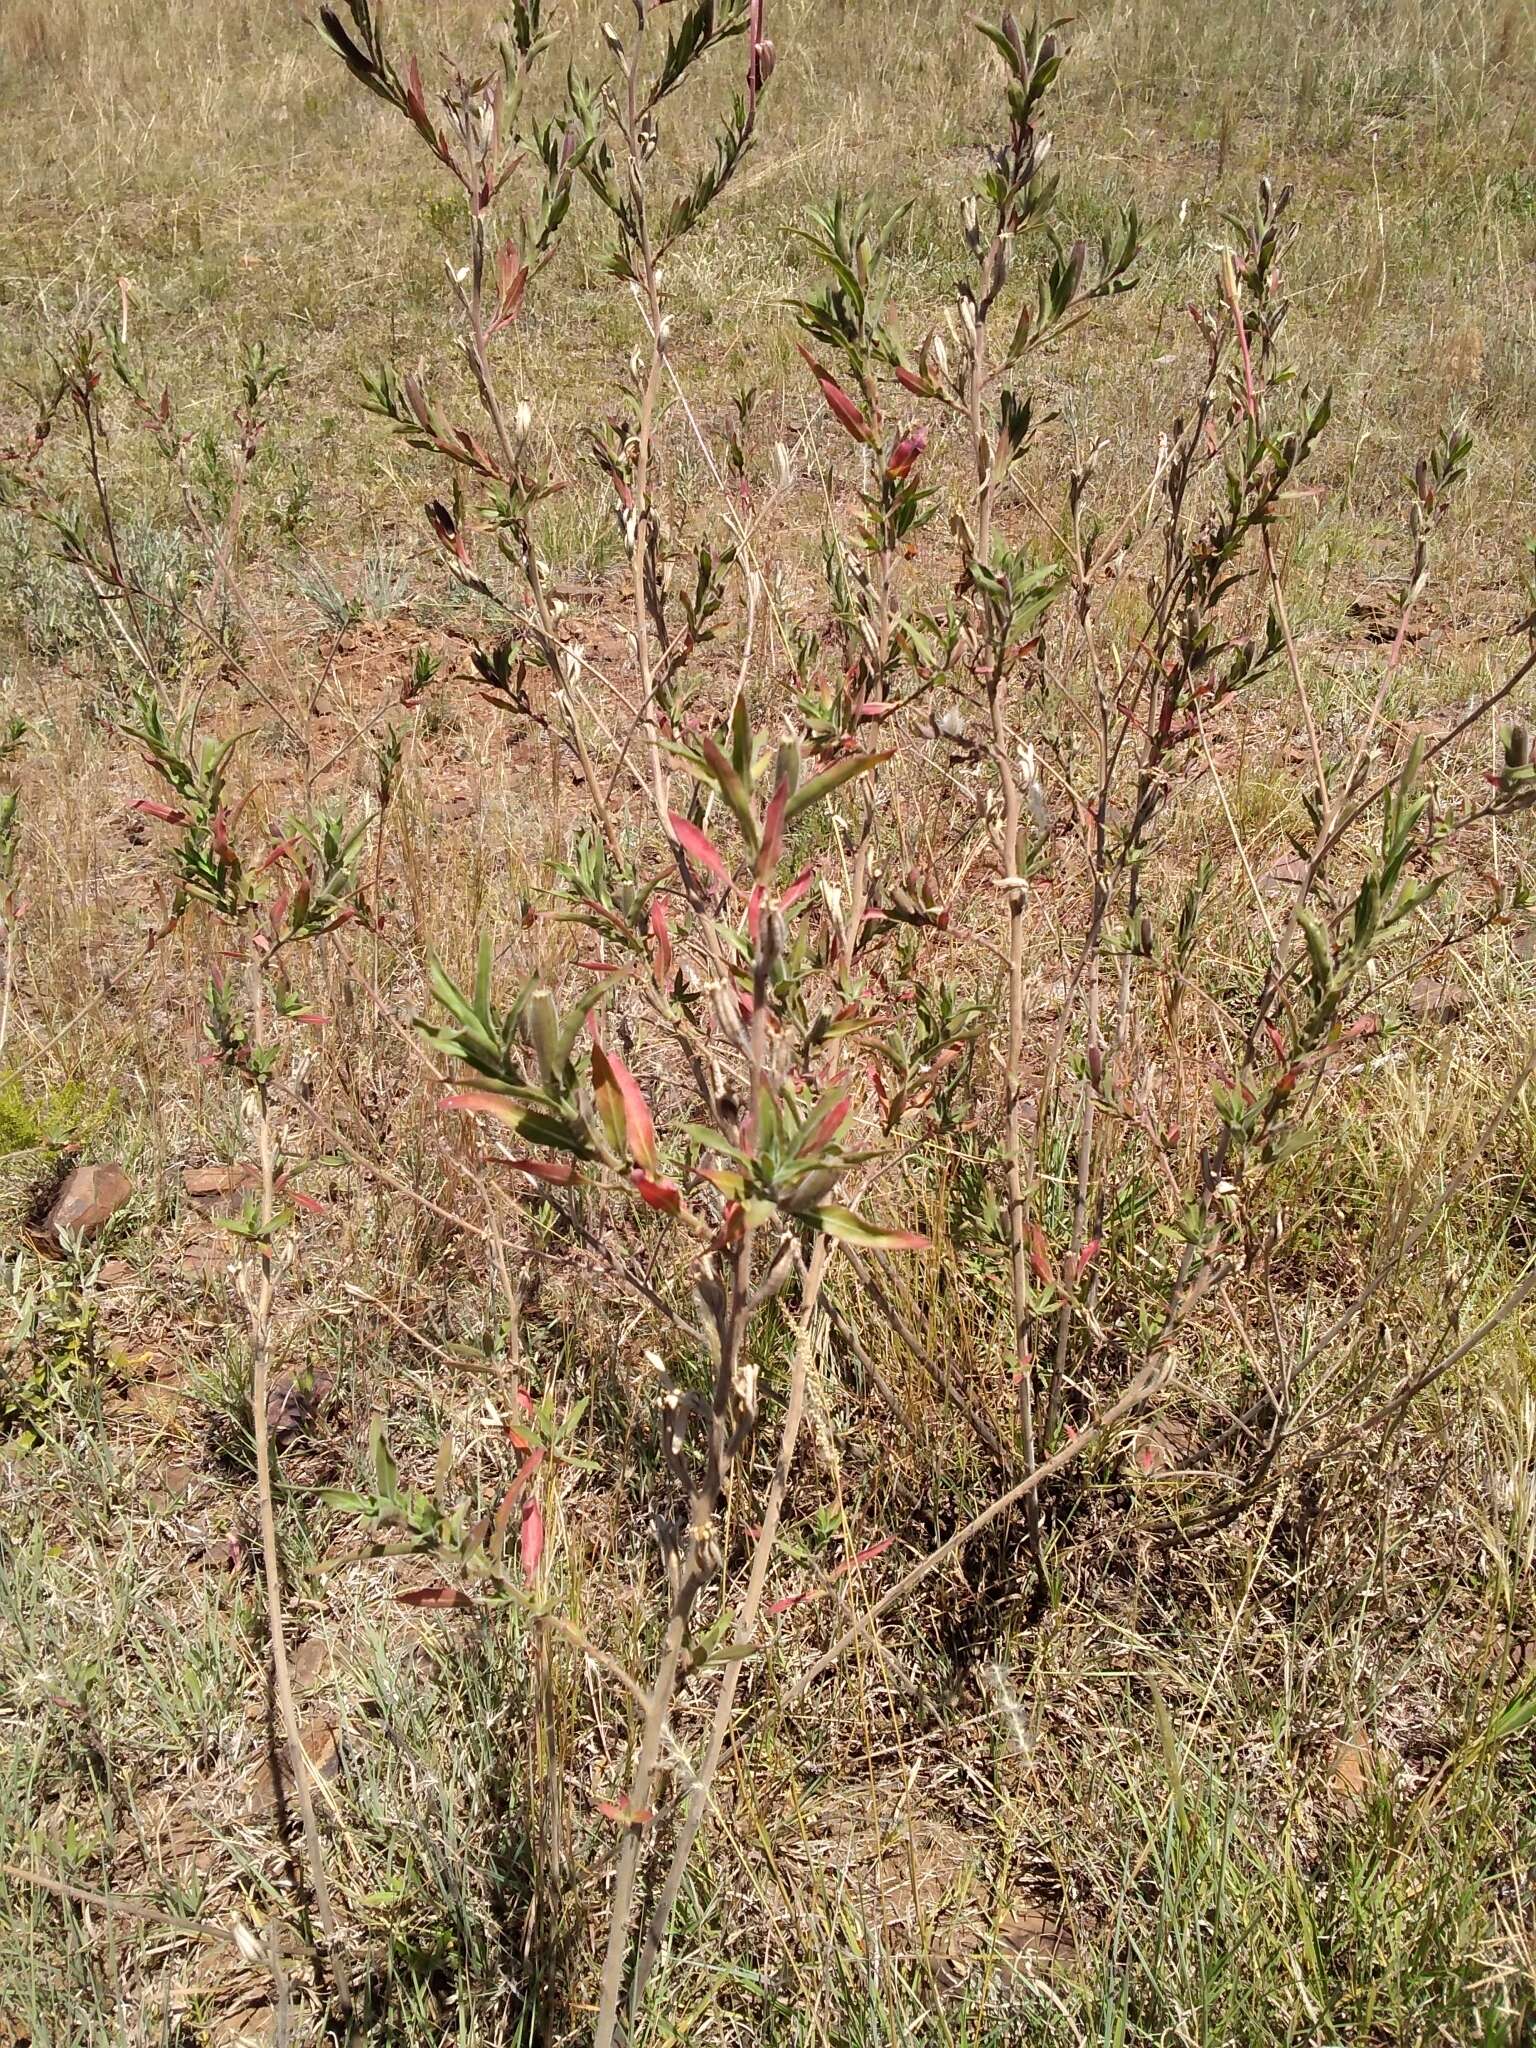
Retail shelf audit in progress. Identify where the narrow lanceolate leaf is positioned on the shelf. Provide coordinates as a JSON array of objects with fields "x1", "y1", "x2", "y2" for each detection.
[
  {"x1": 730, "y1": 691, "x2": 753, "y2": 786},
  {"x1": 808, "y1": 1204, "x2": 928, "y2": 1251},
  {"x1": 791, "y1": 1088, "x2": 853, "y2": 1157},
  {"x1": 699, "y1": 735, "x2": 758, "y2": 850},
  {"x1": 797, "y1": 344, "x2": 874, "y2": 443},
  {"x1": 765, "y1": 1535, "x2": 896, "y2": 1615},
  {"x1": 520, "y1": 1498, "x2": 545, "y2": 1581},
  {"x1": 397, "y1": 1586, "x2": 478, "y2": 1611},
  {"x1": 441, "y1": 1093, "x2": 590, "y2": 1159},
  {"x1": 504, "y1": 1157, "x2": 579, "y2": 1186},
  {"x1": 669, "y1": 811, "x2": 729, "y2": 885},
  {"x1": 591, "y1": 1043, "x2": 658, "y2": 1171},
  {"x1": 784, "y1": 749, "x2": 894, "y2": 824},
  {"x1": 1487, "y1": 1682, "x2": 1536, "y2": 1745},
  {"x1": 756, "y1": 775, "x2": 789, "y2": 880},
  {"x1": 441, "y1": 1089, "x2": 526, "y2": 1131},
  {"x1": 631, "y1": 1169, "x2": 684, "y2": 1215},
  {"x1": 649, "y1": 896, "x2": 674, "y2": 985}
]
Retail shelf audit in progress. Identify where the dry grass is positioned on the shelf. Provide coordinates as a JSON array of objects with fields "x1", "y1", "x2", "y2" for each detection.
[{"x1": 1, "y1": 0, "x2": 1535, "y2": 2043}]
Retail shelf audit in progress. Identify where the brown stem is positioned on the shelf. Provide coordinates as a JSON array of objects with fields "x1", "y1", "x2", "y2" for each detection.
[
  {"x1": 629, "y1": 1238, "x2": 832, "y2": 2006},
  {"x1": 591, "y1": 907, "x2": 775, "y2": 2048},
  {"x1": 242, "y1": 969, "x2": 352, "y2": 2014},
  {"x1": 971, "y1": 222, "x2": 1045, "y2": 1578}
]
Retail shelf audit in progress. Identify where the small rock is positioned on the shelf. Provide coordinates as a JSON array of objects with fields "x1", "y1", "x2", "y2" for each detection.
[
  {"x1": 208, "y1": 2000, "x2": 278, "y2": 2048},
  {"x1": 246, "y1": 1718, "x2": 342, "y2": 1814},
  {"x1": 182, "y1": 1230, "x2": 234, "y2": 1275},
  {"x1": 289, "y1": 1636, "x2": 332, "y2": 1690},
  {"x1": 183, "y1": 1163, "x2": 260, "y2": 1215},
  {"x1": 1328, "y1": 1726, "x2": 1382, "y2": 1801},
  {"x1": 1408, "y1": 975, "x2": 1464, "y2": 1024},
  {"x1": 44, "y1": 1163, "x2": 133, "y2": 1245},
  {"x1": 997, "y1": 1902, "x2": 1079, "y2": 1978},
  {"x1": 265, "y1": 1369, "x2": 333, "y2": 1448},
  {"x1": 1128, "y1": 1417, "x2": 1195, "y2": 1478}
]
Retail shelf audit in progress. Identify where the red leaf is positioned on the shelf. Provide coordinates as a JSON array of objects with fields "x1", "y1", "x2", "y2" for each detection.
[
  {"x1": 403, "y1": 53, "x2": 429, "y2": 129},
  {"x1": 756, "y1": 775, "x2": 789, "y2": 879},
  {"x1": 885, "y1": 425, "x2": 927, "y2": 481},
  {"x1": 440, "y1": 1090, "x2": 523, "y2": 1130},
  {"x1": 287, "y1": 1190, "x2": 327, "y2": 1216},
  {"x1": 591, "y1": 1041, "x2": 659, "y2": 1171},
  {"x1": 631, "y1": 1169, "x2": 683, "y2": 1215},
  {"x1": 1028, "y1": 1224, "x2": 1054, "y2": 1286},
  {"x1": 520, "y1": 1497, "x2": 545, "y2": 1580},
  {"x1": 505, "y1": 1156, "x2": 579, "y2": 1185},
  {"x1": 797, "y1": 1091, "x2": 852, "y2": 1153},
  {"x1": 767, "y1": 1534, "x2": 895, "y2": 1616},
  {"x1": 597, "y1": 1799, "x2": 654, "y2": 1826},
  {"x1": 668, "y1": 811, "x2": 729, "y2": 886},
  {"x1": 255, "y1": 836, "x2": 300, "y2": 874},
  {"x1": 130, "y1": 799, "x2": 187, "y2": 824},
  {"x1": 796, "y1": 344, "x2": 874, "y2": 444},
  {"x1": 765, "y1": 1586, "x2": 817, "y2": 1616},
  {"x1": 649, "y1": 896, "x2": 674, "y2": 985},
  {"x1": 398, "y1": 1585, "x2": 478, "y2": 1610},
  {"x1": 713, "y1": 1199, "x2": 748, "y2": 1250}
]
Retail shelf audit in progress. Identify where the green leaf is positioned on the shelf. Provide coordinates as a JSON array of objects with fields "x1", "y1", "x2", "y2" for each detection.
[
  {"x1": 370, "y1": 1416, "x2": 399, "y2": 1503},
  {"x1": 808, "y1": 1204, "x2": 928, "y2": 1251},
  {"x1": 785, "y1": 749, "x2": 894, "y2": 824},
  {"x1": 730, "y1": 692, "x2": 753, "y2": 788},
  {"x1": 554, "y1": 980, "x2": 613, "y2": 1070},
  {"x1": 699, "y1": 735, "x2": 758, "y2": 850},
  {"x1": 440, "y1": 1091, "x2": 594, "y2": 1159},
  {"x1": 527, "y1": 987, "x2": 560, "y2": 1087},
  {"x1": 1486, "y1": 1682, "x2": 1536, "y2": 1746},
  {"x1": 317, "y1": 1489, "x2": 372, "y2": 1515}
]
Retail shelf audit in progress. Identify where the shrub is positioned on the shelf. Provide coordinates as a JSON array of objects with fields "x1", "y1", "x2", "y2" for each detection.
[{"x1": 3, "y1": 0, "x2": 1532, "y2": 2035}]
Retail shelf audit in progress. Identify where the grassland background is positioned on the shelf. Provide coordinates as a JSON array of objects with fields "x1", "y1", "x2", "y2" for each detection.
[{"x1": 1, "y1": 0, "x2": 1535, "y2": 2044}]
